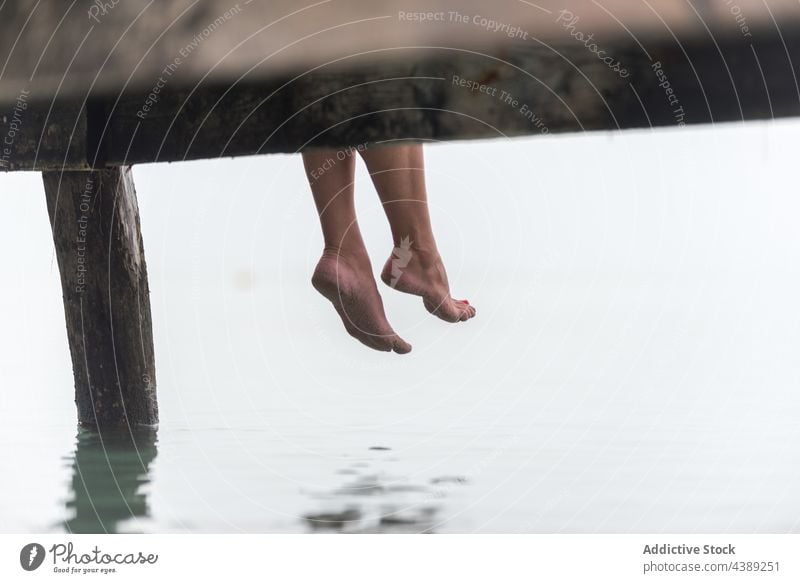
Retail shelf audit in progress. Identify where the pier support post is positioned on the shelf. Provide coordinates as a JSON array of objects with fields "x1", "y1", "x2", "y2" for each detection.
[{"x1": 42, "y1": 167, "x2": 158, "y2": 429}]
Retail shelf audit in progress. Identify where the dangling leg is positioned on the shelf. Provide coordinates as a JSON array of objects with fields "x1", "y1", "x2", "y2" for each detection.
[
  {"x1": 302, "y1": 149, "x2": 411, "y2": 353},
  {"x1": 359, "y1": 144, "x2": 475, "y2": 323}
]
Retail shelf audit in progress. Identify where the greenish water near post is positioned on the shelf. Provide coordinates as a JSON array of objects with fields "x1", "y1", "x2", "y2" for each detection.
[{"x1": 61, "y1": 429, "x2": 158, "y2": 534}]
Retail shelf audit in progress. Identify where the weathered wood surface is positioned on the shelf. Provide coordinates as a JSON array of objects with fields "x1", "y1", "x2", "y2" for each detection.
[
  {"x1": 102, "y1": 31, "x2": 800, "y2": 165},
  {"x1": 1, "y1": 0, "x2": 798, "y2": 103},
  {"x1": 43, "y1": 168, "x2": 158, "y2": 429},
  {"x1": 5, "y1": 25, "x2": 799, "y2": 170},
  {"x1": 2, "y1": 0, "x2": 800, "y2": 169},
  {"x1": 0, "y1": 100, "x2": 88, "y2": 171}
]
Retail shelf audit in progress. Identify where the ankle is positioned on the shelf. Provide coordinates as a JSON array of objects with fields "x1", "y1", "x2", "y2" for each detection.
[
  {"x1": 322, "y1": 244, "x2": 370, "y2": 269},
  {"x1": 392, "y1": 235, "x2": 438, "y2": 261},
  {"x1": 403, "y1": 243, "x2": 442, "y2": 270}
]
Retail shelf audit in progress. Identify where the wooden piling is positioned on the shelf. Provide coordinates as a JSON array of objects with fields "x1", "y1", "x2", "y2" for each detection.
[{"x1": 42, "y1": 167, "x2": 158, "y2": 429}]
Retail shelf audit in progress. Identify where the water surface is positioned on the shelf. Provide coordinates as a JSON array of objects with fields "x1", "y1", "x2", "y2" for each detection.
[{"x1": 2, "y1": 123, "x2": 799, "y2": 533}]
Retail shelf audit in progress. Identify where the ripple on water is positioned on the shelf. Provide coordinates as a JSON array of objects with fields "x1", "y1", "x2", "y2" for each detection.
[{"x1": 302, "y1": 448, "x2": 468, "y2": 533}]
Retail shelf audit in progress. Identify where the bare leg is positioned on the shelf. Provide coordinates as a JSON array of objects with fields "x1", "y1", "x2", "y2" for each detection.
[
  {"x1": 359, "y1": 144, "x2": 476, "y2": 323},
  {"x1": 302, "y1": 149, "x2": 411, "y2": 354}
]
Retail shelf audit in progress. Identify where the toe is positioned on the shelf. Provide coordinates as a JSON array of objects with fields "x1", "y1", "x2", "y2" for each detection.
[
  {"x1": 457, "y1": 302, "x2": 476, "y2": 321},
  {"x1": 449, "y1": 299, "x2": 473, "y2": 323},
  {"x1": 350, "y1": 330, "x2": 390, "y2": 352},
  {"x1": 392, "y1": 336, "x2": 412, "y2": 354},
  {"x1": 438, "y1": 300, "x2": 462, "y2": 323},
  {"x1": 369, "y1": 333, "x2": 408, "y2": 353},
  {"x1": 458, "y1": 300, "x2": 476, "y2": 317},
  {"x1": 370, "y1": 338, "x2": 394, "y2": 352},
  {"x1": 442, "y1": 305, "x2": 463, "y2": 323}
]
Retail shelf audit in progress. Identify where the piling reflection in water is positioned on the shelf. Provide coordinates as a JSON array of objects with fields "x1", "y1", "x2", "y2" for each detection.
[{"x1": 61, "y1": 428, "x2": 157, "y2": 534}]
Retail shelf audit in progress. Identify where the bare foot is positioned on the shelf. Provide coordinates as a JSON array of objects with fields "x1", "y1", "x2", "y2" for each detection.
[
  {"x1": 312, "y1": 249, "x2": 412, "y2": 354},
  {"x1": 381, "y1": 240, "x2": 476, "y2": 323}
]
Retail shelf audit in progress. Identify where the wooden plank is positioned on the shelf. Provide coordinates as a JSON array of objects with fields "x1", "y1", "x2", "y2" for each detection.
[
  {"x1": 0, "y1": 98, "x2": 90, "y2": 170},
  {"x1": 4, "y1": 13, "x2": 799, "y2": 169},
  {"x1": 1, "y1": 0, "x2": 798, "y2": 103},
  {"x1": 43, "y1": 167, "x2": 158, "y2": 429},
  {"x1": 100, "y1": 26, "x2": 800, "y2": 164}
]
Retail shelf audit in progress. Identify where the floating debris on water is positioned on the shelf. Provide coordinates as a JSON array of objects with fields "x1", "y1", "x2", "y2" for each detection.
[
  {"x1": 334, "y1": 475, "x2": 385, "y2": 497},
  {"x1": 379, "y1": 506, "x2": 437, "y2": 528},
  {"x1": 304, "y1": 508, "x2": 362, "y2": 531},
  {"x1": 430, "y1": 476, "x2": 469, "y2": 485}
]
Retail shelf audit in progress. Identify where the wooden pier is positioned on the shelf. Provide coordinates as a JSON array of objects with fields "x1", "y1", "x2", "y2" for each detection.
[{"x1": 2, "y1": 0, "x2": 799, "y2": 430}]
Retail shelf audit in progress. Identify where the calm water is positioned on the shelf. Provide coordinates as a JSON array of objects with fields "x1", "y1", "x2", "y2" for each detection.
[{"x1": 1, "y1": 123, "x2": 799, "y2": 533}]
